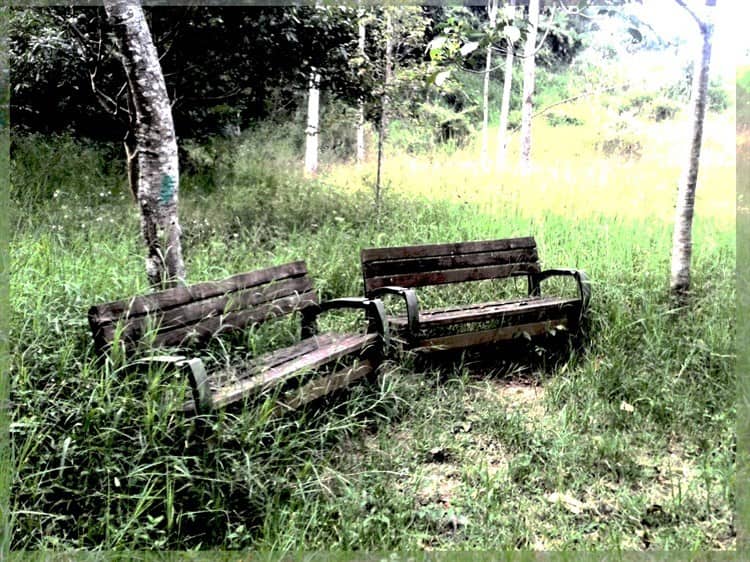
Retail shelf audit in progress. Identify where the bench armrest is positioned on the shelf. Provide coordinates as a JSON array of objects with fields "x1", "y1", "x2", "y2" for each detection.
[
  {"x1": 301, "y1": 297, "x2": 389, "y2": 346},
  {"x1": 127, "y1": 355, "x2": 212, "y2": 415},
  {"x1": 530, "y1": 269, "x2": 591, "y2": 313},
  {"x1": 369, "y1": 286, "x2": 420, "y2": 334}
]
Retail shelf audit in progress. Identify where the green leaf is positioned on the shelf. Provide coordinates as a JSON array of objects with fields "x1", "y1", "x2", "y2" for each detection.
[
  {"x1": 504, "y1": 25, "x2": 521, "y2": 44},
  {"x1": 435, "y1": 70, "x2": 451, "y2": 87},
  {"x1": 427, "y1": 36, "x2": 447, "y2": 53},
  {"x1": 460, "y1": 41, "x2": 480, "y2": 57}
]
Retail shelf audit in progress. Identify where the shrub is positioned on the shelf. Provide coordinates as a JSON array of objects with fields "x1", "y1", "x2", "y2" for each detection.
[
  {"x1": 596, "y1": 135, "x2": 642, "y2": 158},
  {"x1": 647, "y1": 97, "x2": 681, "y2": 122},
  {"x1": 617, "y1": 91, "x2": 656, "y2": 116},
  {"x1": 596, "y1": 117, "x2": 642, "y2": 158},
  {"x1": 545, "y1": 111, "x2": 584, "y2": 127}
]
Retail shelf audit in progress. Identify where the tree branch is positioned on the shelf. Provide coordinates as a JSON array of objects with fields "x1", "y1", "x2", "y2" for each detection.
[
  {"x1": 509, "y1": 85, "x2": 619, "y2": 132},
  {"x1": 674, "y1": 0, "x2": 705, "y2": 29}
]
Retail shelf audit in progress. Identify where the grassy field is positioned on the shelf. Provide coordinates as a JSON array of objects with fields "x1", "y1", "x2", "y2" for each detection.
[{"x1": 7, "y1": 98, "x2": 736, "y2": 550}]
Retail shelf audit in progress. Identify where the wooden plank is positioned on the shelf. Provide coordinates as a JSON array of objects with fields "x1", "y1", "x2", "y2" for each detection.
[
  {"x1": 362, "y1": 248, "x2": 539, "y2": 278},
  {"x1": 179, "y1": 335, "x2": 368, "y2": 413},
  {"x1": 149, "y1": 291, "x2": 319, "y2": 348},
  {"x1": 97, "y1": 291, "x2": 318, "y2": 347},
  {"x1": 96, "y1": 276, "x2": 314, "y2": 344},
  {"x1": 361, "y1": 237, "x2": 536, "y2": 263},
  {"x1": 210, "y1": 333, "x2": 378, "y2": 408},
  {"x1": 90, "y1": 261, "x2": 308, "y2": 324},
  {"x1": 252, "y1": 333, "x2": 341, "y2": 372},
  {"x1": 416, "y1": 318, "x2": 569, "y2": 350},
  {"x1": 276, "y1": 360, "x2": 374, "y2": 412},
  {"x1": 389, "y1": 297, "x2": 580, "y2": 328},
  {"x1": 365, "y1": 262, "x2": 541, "y2": 292},
  {"x1": 207, "y1": 332, "x2": 343, "y2": 389}
]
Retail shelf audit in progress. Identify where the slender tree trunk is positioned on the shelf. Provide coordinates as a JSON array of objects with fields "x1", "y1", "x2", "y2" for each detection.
[
  {"x1": 670, "y1": 2, "x2": 714, "y2": 301},
  {"x1": 496, "y1": 0, "x2": 516, "y2": 169},
  {"x1": 104, "y1": 0, "x2": 185, "y2": 289},
  {"x1": 480, "y1": 0, "x2": 498, "y2": 169},
  {"x1": 304, "y1": 68, "x2": 321, "y2": 175},
  {"x1": 519, "y1": 0, "x2": 539, "y2": 175},
  {"x1": 0, "y1": 11, "x2": 11, "y2": 556},
  {"x1": 375, "y1": 10, "x2": 392, "y2": 212},
  {"x1": 356, "y1": 10, "x2": 366, "y2": 164}
]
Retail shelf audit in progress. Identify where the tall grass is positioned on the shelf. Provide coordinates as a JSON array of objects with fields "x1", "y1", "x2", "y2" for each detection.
[{"x1": 8, "y1": 100, "x2": 735, "y2": 550}]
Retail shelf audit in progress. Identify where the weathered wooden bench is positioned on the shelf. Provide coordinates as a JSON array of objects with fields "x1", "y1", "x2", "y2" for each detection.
[
  {"x1": 360, "y1": 236, "x2": 590, "y2": 352},
  {"x1": 88, "y1": 261, "x2": 388, "y2": 415}
]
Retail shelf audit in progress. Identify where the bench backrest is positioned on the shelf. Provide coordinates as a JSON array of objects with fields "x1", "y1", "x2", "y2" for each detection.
[
  {"x1": 89, "y1": 261, "x2": 318, "y2": 355},
  {"x1": 361, "y1": 237, "x2": 540, "y2": 295}
]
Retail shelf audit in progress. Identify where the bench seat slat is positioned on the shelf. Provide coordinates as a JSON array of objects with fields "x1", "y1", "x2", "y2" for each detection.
[
  {"x1": 365, "y1": 262, "x2": 541, "y2": 292},
  {"x1": 388, "y1": 296, "x2": 580, "y2": 330},
  {"x1": 250, "y1": 333, "x2": 341, "y2": 373},
  {"x1": 361, "y1": 237, "x2": 536, "y2": 262},
  {"x1": 362, "y1": 248, "x2": 539, "y2": 278},
  {"x1": 211, "y1": 332, "x2": 378, "y2": 408},
  {"x1": 416, "y1": 319, "x2": 569, "y2": 350},
  {"x1": 277, "y1": 360, "x2": 374, "y2": 412}
]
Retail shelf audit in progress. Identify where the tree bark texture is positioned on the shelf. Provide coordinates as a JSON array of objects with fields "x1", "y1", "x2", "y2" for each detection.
[
  {"x1": 304, "y1": 68, "x2": 321, "y2": 175},
  {"x1": 104, "y1": 0, "x2": 185, "y2": 289},
  {"x1": 519, "y1": 0, "x2": 539, "y2": 174},
  {"x1": 670, "y1": 4, "x2": 714, "y2": 299},
  {"x1": 496, "y1": 0, "x2": 516, "y2": 169},
  {"x1": 481, "y1": 0, "x2": 498, "y2": 169}
]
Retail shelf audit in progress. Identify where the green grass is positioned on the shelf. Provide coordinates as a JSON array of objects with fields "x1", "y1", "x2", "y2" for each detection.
[{"x1": 7, "y1": 98, "x2": 736, "y2": 550}]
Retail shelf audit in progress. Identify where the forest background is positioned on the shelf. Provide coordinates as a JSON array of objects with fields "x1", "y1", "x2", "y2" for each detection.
[{"x1": 5, "y1": 0, "x2": 743, "y2": 552}]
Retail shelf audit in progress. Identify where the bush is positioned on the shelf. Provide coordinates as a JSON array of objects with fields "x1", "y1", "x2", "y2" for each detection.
[
  {"x1": 617, "y1": 92, "x2": 681, "y2": 122},
  {"x1": 647, "y1": 98, "x2": 681, "y2": 122},
  {"x1": 596, "y1": 117, "x2": 642, "y2": 158},
  {"x1": 661, "y1": 67, "x2": 730, "y2": 114},
  {"x1": 412, "y1": 102, "x2": 475, "y2": 150},
  {"x1": 617, "y1": 91, "x2": 656, "y2": 115},
  {"x1": 10, "y1": 133, "x2": 125, "y2": 208},
  {"x1": 596, "y1": 135, "x2": 642, "y2": 158},
  {"x1": 545, "y1": 111, "x2": 584, "y2": 127}
]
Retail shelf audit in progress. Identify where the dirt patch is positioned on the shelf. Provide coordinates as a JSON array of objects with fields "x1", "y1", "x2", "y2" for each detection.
[
  {"x1": 477, "y1": 378, "x2": 547, "y2": 420},
  {"x1": 413, "y1": 463, "x2": 463, "y2": 507}
]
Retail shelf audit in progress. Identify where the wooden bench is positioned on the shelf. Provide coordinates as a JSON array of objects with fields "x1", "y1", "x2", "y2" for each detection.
[
  {"x1": 88, "y1": 261, "x2": 388, "y2": 415},
  {"x1": 360, "y1": 237, "x2": 590, "y2": 352}
]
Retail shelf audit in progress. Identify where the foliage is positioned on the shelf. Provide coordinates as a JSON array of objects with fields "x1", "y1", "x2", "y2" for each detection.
[
  {"x1": 9, "y1": 5, "x2": 441, "y2": 142},
  {"x1": 8, "y1": 100, "x2": 736, "y2": 548},
  {"x1": 618, "y1": 91, "x2": 681, "y2": 122},
  {"x1": 662, "y1": 64, "x2": 730, "y2": 113},
  {"x1": 544, "y1": 111, "x2": 584, "y2": 127},
  {"x1": 595, "y1": 115, "x2": 643, "y2": 159}
]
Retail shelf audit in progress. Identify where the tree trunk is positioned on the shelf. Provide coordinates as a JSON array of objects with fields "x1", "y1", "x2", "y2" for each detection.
[
  {"x1": 496, "y1": 0, "x2": 516, "y2": 169},
  {"x1": 304, "y1": 68, "x2": 321, "y2": 175},
  {"x1": 104, "y1": 0, "x2": 185, "y2": 289},
  {"x1": 670, "y1": 2, "x2": 714, "y2": 301},
  {"x1": 375, "y1": 10, "x2": 392, "y2": 212},
  {"x1": 480, "y1": 0, "x2": 498, "y2": 169},
  {"x1": 519, "y1": 0, "x2": 539, "y2": 175},
  {"x1": 356, "y1": 11, "x2": 366, "y2": 164}
]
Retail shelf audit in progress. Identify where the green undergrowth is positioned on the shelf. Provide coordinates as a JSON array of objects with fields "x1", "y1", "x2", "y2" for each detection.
[{"x1": 8, "y1": 127, "x2": 735, "y2": 551}]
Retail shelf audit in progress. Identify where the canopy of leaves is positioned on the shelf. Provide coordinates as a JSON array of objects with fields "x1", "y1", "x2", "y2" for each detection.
[{"x1": 9, "y1": 5, "x2": 435, "y2": 141}]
